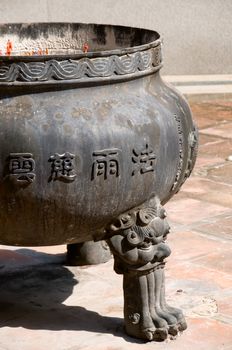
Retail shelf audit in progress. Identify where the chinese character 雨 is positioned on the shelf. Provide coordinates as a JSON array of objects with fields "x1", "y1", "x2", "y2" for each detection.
[
  {"x1": 132, "y1": 144, "x2": 156, "y2": 176},
  {"x1": 92, "y1": 149, "x2": 121, "y2": 180},
  {"x1": 49, "y1": 152, "x2": 76, "y2": 182},
  {"x1": 9, "y1": 153, "x2": 36, "y2": 184}
]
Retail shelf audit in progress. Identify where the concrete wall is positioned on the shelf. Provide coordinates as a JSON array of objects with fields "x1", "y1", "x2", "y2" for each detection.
[{"x1": 0, "y1": 0, "x2": 231, "y2": 75}]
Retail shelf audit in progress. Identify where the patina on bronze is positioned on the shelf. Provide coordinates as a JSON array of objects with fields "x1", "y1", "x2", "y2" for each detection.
[{"x1": 0, "y1": 23, "x2": 198, "y2": 341}]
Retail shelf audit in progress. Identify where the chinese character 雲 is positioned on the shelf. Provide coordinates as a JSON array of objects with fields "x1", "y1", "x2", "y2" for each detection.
[
  {"x1": 92, "y1": 149, "x2": 121, "y2": 180},
  {"x1": 9, "y1": 153, "x2": 36, "y2": 184},
  {"x1": 49, "y1": 152, "x2": 76, "y2": 182},
  {"x1": 132, "y1": 144, "x2": 156, "y2": 176}
]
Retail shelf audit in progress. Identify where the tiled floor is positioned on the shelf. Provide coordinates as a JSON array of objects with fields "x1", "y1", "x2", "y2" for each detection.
[{"x1": 0, "y1": 97, "x2": 231, "y2": 350}]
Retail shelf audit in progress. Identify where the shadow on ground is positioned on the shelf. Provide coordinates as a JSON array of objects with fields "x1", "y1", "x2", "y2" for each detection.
[{"x1": 0, "y1": 249, "x2": 144, "y2": 345}]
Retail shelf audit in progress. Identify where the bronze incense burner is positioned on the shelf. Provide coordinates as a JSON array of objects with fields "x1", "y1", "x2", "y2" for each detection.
[{"x1": 0, "y1": 23, "x2": 197, "y2": 341}]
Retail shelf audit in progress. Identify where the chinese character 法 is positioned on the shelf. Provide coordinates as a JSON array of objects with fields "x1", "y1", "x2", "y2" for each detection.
[{"x1": 132, "y1": 144, "x2": 156, "y2": 176}]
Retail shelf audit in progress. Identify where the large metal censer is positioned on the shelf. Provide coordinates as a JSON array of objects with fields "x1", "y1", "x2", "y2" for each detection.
[{"x1": 0, "y1": 23, "x2": 198, "y2": 341}]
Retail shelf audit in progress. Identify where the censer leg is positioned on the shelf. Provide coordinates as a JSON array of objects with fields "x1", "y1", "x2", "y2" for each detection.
[
  {"x1": 107, "y1": 201, "x2": 187, "y2": 341},
  {"x1": 66, "y1": 240, "x2": 111, "y2": 266}
]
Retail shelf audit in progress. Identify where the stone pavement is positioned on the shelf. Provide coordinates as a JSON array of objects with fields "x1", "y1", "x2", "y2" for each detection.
[
  {"x1": 0, "y1": 97, "x2": 231, "y2": 350},
  {"x1": 165, "y1": 75, "x2": 232, "y2": 97}
]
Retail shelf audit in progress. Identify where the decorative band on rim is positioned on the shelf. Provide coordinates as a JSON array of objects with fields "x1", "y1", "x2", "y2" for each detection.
[{"x1": 0, "y1": 45, "x2": 162, "y2": 85}]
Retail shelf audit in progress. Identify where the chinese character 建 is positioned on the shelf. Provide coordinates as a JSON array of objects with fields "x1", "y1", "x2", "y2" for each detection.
[{"x1": 49, "y1": 152, "x2": 76, "y2": 182}]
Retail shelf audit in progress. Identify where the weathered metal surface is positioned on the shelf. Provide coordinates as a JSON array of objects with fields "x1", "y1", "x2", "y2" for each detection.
[
  {"x1": 0, "y1": 23, "x2": 197, "y2": 341},
  {"x1": 0, "y1": 75, "x2": 195, "y2": 246}
]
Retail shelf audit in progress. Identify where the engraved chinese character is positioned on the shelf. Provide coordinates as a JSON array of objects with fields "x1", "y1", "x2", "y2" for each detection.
[
  {"x1": 92, "y1": 149, "x2": 120, "y2": 180},
  {"x1": 132, "y1": 144, "x2": 156, "y2": 176},
  {"x1": 8, "y1": 153, "x2": 35, "y2": 184},
  {"x1": 49, "y1": 152, "x2": 76, "y2": 182}
]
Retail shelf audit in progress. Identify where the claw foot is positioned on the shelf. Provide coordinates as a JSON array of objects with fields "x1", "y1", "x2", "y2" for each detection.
[{"x1": 107, "y1": 200, "x2": 187, "y2": 342}]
